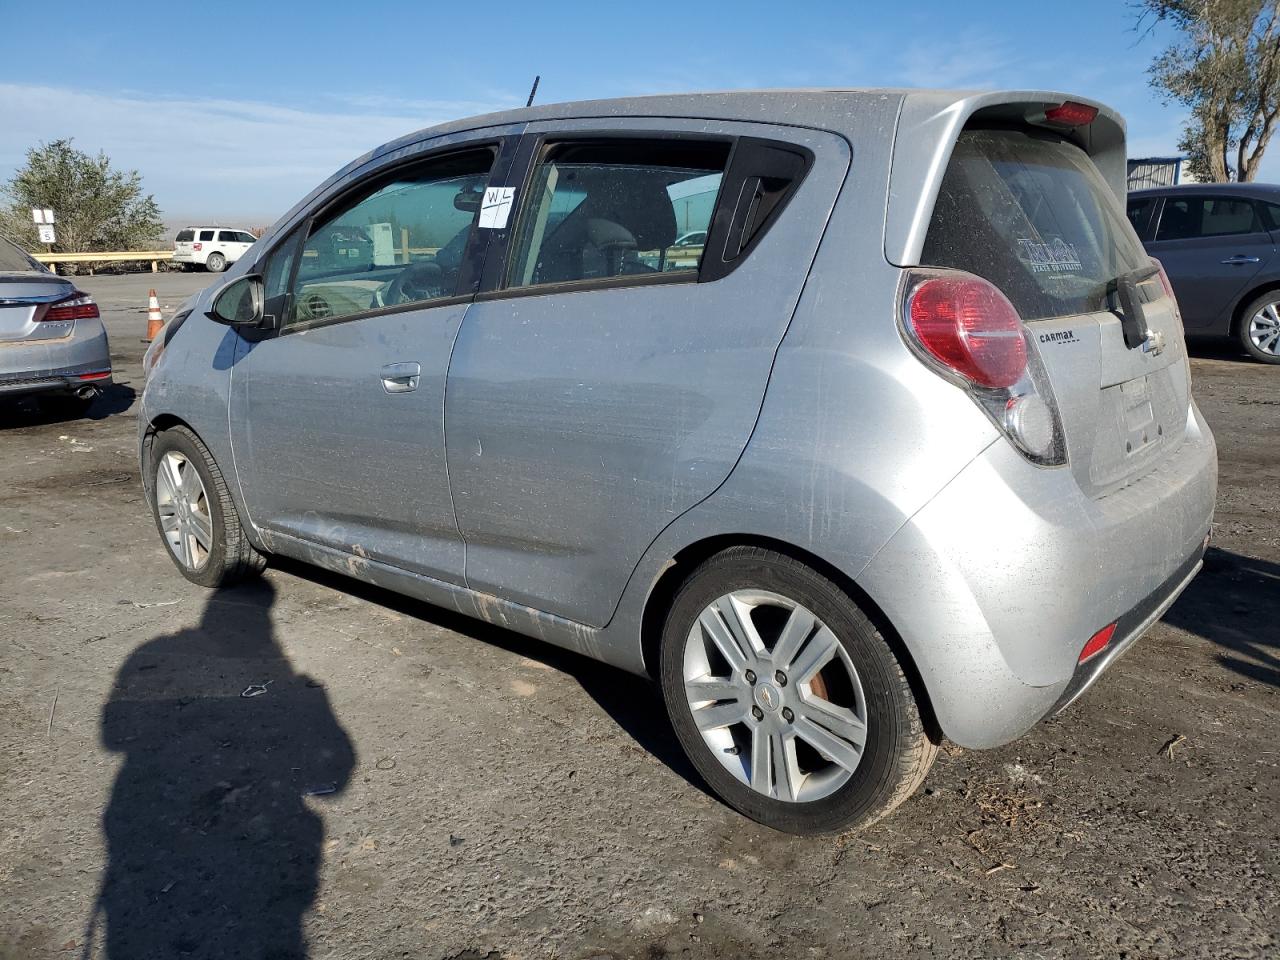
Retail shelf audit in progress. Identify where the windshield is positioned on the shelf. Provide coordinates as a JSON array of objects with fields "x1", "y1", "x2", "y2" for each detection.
[
  {"x1": 0, "y1": 234, "x2": 44, "y2": 273},
  {"x1": 921, "y1": 128, "x2": 1149, "y2": 321}
]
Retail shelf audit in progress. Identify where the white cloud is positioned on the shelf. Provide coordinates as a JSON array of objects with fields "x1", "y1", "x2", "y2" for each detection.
[
  {"x1": 893, "y1": 31, "x2": 1018, "y2": 89},
  {"x1": 0, "y1": 84, "x2": 515, "y2": 222}
]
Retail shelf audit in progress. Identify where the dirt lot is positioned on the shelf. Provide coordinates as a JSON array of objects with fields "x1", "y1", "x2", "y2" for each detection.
[{"x1": 1, "y1": 273, "x2": 1276, "y2": 960}]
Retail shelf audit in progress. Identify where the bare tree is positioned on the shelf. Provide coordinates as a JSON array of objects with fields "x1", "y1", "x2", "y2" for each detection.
[{"x1": 1139, "y1": 0, "x2": 1280, "y2": 181}]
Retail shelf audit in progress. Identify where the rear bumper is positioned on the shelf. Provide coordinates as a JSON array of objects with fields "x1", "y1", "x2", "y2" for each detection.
[
  {"x1": 1049, "y1": 541, "x2": 1205, "y2": 716},
  {"x1": 0, "y1": 318, "x2": 113, "y2": 397},
  {"x1": 858, "y1": 400, "x2": 1217, "y2": 748}
]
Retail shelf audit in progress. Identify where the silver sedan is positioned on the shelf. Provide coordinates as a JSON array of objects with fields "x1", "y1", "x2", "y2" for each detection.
[{"x1": 0, "y1": 233, "x2": 112, "y2": 415}]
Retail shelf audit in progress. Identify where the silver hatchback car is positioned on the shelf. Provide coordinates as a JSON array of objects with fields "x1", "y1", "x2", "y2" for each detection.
[{"x1": 140, "y1": 89, "x2": 1218, "y2": 833}]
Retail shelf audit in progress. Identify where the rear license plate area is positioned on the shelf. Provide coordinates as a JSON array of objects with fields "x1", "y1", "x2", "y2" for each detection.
[{"x1": 1120, "y1": 376, "x2": 1157, "y2": 456}]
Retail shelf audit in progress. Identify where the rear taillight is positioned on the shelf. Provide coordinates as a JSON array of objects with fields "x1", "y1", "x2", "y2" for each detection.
[
  {"x1": 193, "y1": 242, "x2": 202, "y2": 251},
  {"x1": 907, "y1": 275, "x2": 1027, "y2": 388},
  {"x1": 902, "y1": 269, "x2": 1068, "y2": 465},
  {"x1": 40, "y1": 292, "x2": 99, "y2": 322},
  {"x1": 1151, "y1": 257, "x2": 1180, "y2": 313}
]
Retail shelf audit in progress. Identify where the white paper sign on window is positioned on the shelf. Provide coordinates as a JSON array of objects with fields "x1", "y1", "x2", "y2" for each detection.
[{"x1": 478, "y1": 187, "x2": 516, "y2": 229}]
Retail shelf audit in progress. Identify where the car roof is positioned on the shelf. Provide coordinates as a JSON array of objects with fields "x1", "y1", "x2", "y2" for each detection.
[
  {"x1": 260, "y1": 87, "x2": 1130, "y2": 269},
  {"x1": 1130, "y1": 182, "x2": 1280, "y2": 200}
]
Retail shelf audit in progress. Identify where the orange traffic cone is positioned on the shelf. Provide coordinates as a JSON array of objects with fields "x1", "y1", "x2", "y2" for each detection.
[{"x1": 143, "y1": 289, "x2": 163, "y2": 343}]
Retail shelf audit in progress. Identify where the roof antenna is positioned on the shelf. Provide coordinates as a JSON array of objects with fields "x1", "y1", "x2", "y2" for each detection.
[{"x1": 525, "y1": 75, "x2": 541, "y2": 108}]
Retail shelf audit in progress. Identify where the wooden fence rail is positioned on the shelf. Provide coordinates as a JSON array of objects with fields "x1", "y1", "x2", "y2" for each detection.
[{"x1": 33, "y1": 250, "x2": 174, "y2": 274}]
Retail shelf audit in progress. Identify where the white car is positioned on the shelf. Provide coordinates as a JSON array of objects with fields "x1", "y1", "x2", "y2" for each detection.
[{"x1": 172, "y1": 227, "x2": 257, "y2": 273}]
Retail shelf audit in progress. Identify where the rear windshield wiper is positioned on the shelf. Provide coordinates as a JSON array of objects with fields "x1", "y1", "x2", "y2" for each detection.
[{"x1": 1107, "y1": 263, "x2": 1159, "y2": 349}]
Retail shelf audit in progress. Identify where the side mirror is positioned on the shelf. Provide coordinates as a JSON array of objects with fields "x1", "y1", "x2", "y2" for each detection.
[
  {"x1": 453, "y1": 186, "x2": 483, "y2": 213},
  {"x1": 208, "y1": 275, "x2": 266, "y2": 327}
]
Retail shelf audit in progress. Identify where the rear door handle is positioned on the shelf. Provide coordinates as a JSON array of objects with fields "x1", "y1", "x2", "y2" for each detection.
[
  {"x1": 380, "y1": 361, "x2": 421, "y2": 394},
  {"x1": 1221, "y1": 255, "x2": 1261, "y2": 264}
]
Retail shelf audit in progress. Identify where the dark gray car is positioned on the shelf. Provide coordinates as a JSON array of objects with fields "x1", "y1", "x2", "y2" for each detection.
[
  {"x1": 1128, "y1": 183, "x2": 1280, "y2": 363},
  {"x1": 0, "y1": 233, "x2": 113, "y2": 412}
]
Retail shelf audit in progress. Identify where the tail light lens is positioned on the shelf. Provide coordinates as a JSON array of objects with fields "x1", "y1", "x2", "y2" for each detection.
[
  {"x1": 193, "y1": 242, "x2": 202, "y2": 251},
  {"x1": 902, "y1": 269, "x2": 1068, "y2": 466},
  {"x1": 907, "y1": 275, "x2": 1027, "y2": 388},
  {"x1": 1151, "y1": 257, "x2": 1181, "y2": 315},
  {"x1": 39, "y1": 292, "x2": 99, "y2": 322}
]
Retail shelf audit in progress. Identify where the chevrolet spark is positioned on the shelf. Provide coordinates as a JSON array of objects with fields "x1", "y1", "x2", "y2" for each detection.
[{"x1": 140, "y1": 90, "x2": 1217, "y2": 834}]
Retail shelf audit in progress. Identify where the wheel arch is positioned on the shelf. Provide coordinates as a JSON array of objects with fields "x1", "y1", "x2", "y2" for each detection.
[
  {"x1": 637, "y1": 532, "x2": 941, "y2": 741},
  {"x1": 141, "y1": 415, "x2": 263, "y2": 553},
  {"x1": 141, "y1": 413, "x2": 196, "y2": 500},
  {"x1": 1229, "y1": 278, "x2": 1280, "y2": 335}
]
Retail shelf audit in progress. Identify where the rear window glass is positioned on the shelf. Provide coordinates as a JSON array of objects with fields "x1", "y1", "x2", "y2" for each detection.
[
  {"x1": 922, "y1": 128, "x2": 1149, "y2": 321},
  {"x1": 175, "y1": 229, "x2": 194, "y2": 242},
  {"x1": 0, "y1": 234, "x2": 42, "y2": 272}
]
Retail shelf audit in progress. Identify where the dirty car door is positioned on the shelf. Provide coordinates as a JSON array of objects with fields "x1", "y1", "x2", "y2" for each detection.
[
  {"x1": 444, "y1": 120, "x2": 850, "y2": 626},
  {"x1": 1146, "y1": 195, "x2": 1274, "y2": 332},
  {"x1": 229, "y1": 138, "x2": 513, "y2": 582}
]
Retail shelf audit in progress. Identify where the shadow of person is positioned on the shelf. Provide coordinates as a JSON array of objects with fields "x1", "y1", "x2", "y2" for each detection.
[{"x1": 93, "y1": 580, "x2": 355, "y2": 959}]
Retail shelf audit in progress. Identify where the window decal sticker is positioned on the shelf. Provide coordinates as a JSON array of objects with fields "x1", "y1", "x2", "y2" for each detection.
[
  {"x1": 478, "y1": 187, "x2": 516, "y2": 229},
  {"x1": 1017, "y1": 237, "x2": 1083, "y2": 274}
]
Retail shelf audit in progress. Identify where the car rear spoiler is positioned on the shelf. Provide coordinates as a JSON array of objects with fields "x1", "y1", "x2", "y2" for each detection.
[{"x1": 884, "y1": 90, "x2": 1127, "y2": 267}]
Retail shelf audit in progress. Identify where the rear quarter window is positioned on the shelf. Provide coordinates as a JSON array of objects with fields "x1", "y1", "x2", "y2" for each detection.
[
  {"x1": 922, "y1": 128, "x2": 1149, "y2": 321},
  {"x1": 175, "y1": 229, "x2": 194, "y2": 242},
  {"x1": 0, "y1": 234, "x2": 42, "y2": 272}
]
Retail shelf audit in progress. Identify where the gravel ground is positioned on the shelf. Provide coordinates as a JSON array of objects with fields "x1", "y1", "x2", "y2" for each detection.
[{"x1": 1, "y1": 273, "x2": 1276, "y2": 960}]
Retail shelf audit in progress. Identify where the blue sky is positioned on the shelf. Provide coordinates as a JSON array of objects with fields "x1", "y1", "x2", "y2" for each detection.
[{"x1": 0, "y1": 0, "x2": 1230, "y2": 226}]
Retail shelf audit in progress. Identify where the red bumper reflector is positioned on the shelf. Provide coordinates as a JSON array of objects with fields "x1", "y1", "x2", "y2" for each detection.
[
  {"x1": 77, "y1": 371, "x2": 111, "y2": 381},
  {"x1": 1079, "y1": 622, "x2": 1117, "y2": 664}
]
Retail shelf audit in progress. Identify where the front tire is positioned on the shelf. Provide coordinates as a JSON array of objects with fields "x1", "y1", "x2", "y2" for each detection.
[
  {"x1": 205, "y1": 252, "x2": 227, "y2": 273},
  {"x1": 660, "y1": 547, "x2": 937, "y2": 834},
  {"x1": 1239, "y1": 291, "x2": 1280, "y2": 363},
  {"x1": 149, "y1": 426, "x2": 265, "y2": 587}
]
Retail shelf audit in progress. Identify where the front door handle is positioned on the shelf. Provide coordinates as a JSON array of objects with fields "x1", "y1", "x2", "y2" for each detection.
[
  {"x1": 1221, "y1": 255, "x2": 1261, "y2": 265},
  {"x1": 380, "y1": 361, "x2": 421, "y2": 394}
]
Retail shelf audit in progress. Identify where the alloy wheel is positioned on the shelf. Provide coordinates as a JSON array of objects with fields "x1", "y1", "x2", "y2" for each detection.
[
  {"x1": 682, "y1": 590, "x2": 868, "y2": 803},
  {"x1": 1248, "y1": 301, "x2": 1280, "y2": 356},
  {"x1": 155, "y1": 450, "x2": 213, "y2": 571}
]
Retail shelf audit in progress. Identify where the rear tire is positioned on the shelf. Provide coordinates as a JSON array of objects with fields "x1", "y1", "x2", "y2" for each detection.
[
  {"x1": 205, "y1": 252, "x2": 227, "y2": 273},
  {"x1": 149, "y1": 426, "x2": 266, "y2": 587},
  {"x1": 1238, "y1": 291, "x2": 1280, "y2": 364},
  {"x1": 659, "y1": 546, "x2": 937, "y2": 834}
]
